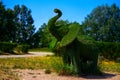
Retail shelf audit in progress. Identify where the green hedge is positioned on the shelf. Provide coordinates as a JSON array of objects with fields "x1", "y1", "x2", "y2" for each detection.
[
  {"x1": 14, "y1": 44, "x2": 30, "y2": 54},
  {"x1": 97, "y1": 42, "x2": 120, "y2": 60},
  {"x1": 0, "y1": 42, "x2": 17, "y2": 53}
]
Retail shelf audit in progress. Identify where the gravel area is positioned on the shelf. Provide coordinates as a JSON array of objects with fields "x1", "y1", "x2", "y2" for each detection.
[{"x1": 14, "y1": 69, "x2": 120, "y2": 80}]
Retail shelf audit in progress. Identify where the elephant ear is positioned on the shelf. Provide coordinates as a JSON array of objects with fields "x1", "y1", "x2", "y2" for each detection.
[{"x1": 60, "y1": 23, "x2": 80, "y2": 47}]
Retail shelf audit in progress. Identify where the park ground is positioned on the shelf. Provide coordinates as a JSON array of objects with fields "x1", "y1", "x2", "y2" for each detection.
[
  {"x1": 0, "y1": 52, "x2": 120, "y2": 80},
  {"x1": 14, "y1": 69, "x2": 120, "y2": 80}
]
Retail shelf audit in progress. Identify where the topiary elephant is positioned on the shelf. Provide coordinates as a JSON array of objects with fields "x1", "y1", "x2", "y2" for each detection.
[{"x1": 48, "y1": 9, "x2": 101, "y2": 75}]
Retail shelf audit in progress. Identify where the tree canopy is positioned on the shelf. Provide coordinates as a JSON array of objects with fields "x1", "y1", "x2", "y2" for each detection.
[
  {"x1": 82, "y1": 4, "x2": 120, "y2": 42},
  {"x1": 14, "y1": 5, "x2": 35, "y2": 44},
  {"x1": 0, "y1": 1, "x2": 35, "y2": 47}
]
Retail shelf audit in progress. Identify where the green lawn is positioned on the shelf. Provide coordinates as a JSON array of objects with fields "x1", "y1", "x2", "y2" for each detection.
[
  {"x1": 29, "y1": 48, "x2": 52, "y2": 52},
  {"x1": 0, "y1": 56, "x2": 63, "y2": 70},
  {"x1": 99, "y1": 60, "x2": 120, "y2": 73},
  {"x1": 0, "y1": 56, "x2": 120, "y2": 73}
]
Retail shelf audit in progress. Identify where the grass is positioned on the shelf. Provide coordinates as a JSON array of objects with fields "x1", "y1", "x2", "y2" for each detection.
[
  {"x1": 0, "y1": 56, "x2": 64, "y2": 79},
  {"x1": 99, "y1": 60, "x2": 120, "y2": 73},
  {"x1": 0, "y1": 56, "x2": 120, "y2": 79},
  {"x1": 0, "y1": 69, "x2": 20, "y2": 80},
  {"x1": 0, "y1": 56, "x2": 64, "y2": 71},
  {"x1": 29, "y1": 48, "x2": 52, "y2": 52},
  {"x1": 0, "y1": 56, "x2": 120, "y2": 73}
]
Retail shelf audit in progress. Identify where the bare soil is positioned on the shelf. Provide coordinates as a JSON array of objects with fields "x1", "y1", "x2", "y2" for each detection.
[
  {"x1": 0, "y1": 52, "x2": 53, "y2": 58},
  {"x1": 14, "y1": 69, "x2": 120, "y2": 80}
]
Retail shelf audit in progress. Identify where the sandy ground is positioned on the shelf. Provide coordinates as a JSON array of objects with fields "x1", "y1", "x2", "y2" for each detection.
[
  {"x1": 14, "y1": 69, "x2": 120, "y2": 80},
  {"x1": 0, "y1": 52, "x2": 53, "y2": 58}
]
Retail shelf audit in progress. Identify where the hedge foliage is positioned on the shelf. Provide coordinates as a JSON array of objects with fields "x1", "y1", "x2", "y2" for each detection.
[
  {"x1": 14, "y1": 44, "x2": 30, "y2": 54},
  {"x1": 97, "y1": 42, "x2": 120, "y2": 60},
  {"x1": 0, "y1": 42, "x2": 30, "y2": 54},
  {"x1": 0, "y1": 42, "x2": 17, "y2": 53}
]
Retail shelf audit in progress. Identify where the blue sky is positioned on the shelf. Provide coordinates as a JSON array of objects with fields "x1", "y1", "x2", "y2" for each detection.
[{"x1": 2, "y1": 0, "x2": 120, "y2": 30}]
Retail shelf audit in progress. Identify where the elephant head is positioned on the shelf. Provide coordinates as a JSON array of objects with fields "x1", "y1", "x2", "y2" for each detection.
[{"x1": 48, "y1": 9, "x2": 80, "y2": 48}]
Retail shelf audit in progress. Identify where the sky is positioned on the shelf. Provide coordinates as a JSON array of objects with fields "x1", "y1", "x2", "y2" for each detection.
[{"x1": 2, "y1": 0, "x2": 120, "y2": 31}]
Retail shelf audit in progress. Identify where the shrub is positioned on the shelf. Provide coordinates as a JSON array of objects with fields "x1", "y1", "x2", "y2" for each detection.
[
  {"x1": 45, "y1": 69, "x2": 52, "y2": 74},
  {"x1": 58, "y1": 64, "x2": 77, "y2": 76},
  {"x1": 15, "y1": 44, "x2": 30, "y2": 54},
  {"x1": 0, "y1": 42, "x2": 17, "y2": 53},
  {"x1": 29, "y1": 47, "x2": 52, "y2": 52},
  {"x1": 97, "y1": 42, "x2": 120, "y2": 60}
]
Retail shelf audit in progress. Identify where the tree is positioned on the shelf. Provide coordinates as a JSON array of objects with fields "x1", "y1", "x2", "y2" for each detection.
[
  {"x1": 0, "y1": 2, "x2": 36, "y2": 46},
  {"x1": 29, "y1": 31, "x2": 41, "y2": 48},
  {"x1": 14, "y1": 5, "x2": 35, "y2": 44},
  {"x1": 4, "y1": 8, "x2": 17, "y2": 42},
  {"x1": 38, "y1": 23, "x2": 52, "y2": 47},
  {"x1": 0, "y1": 1, "x2": 16, "y2": 42},
  {"x1": 0, "y1": 1, "x2": 6, "y2": 41},
  {"x1": 82, "y1": 4, "x2": 120, "y2": 42}
]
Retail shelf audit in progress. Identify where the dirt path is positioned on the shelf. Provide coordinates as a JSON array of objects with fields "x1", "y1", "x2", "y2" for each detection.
[
  {"x1": 0, "y1": 52, "x2": 53, "y2": 58},
  {"x1": 14, "y1": 69, "x2": 120, "y2": 80}
]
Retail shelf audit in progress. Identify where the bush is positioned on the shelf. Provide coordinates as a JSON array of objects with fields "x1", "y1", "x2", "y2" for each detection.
[
  {"x1": 15, "y1": 44, "x2": 30, "y2": 54},
  {"x1": 58, "y1": 64, "x2": 77, "y2": 76},
  {"x1": 0, "y1": 42, "x2": 17, "y2": 53},
  {"x1": 45, "y1": 69, "x2": 52, "y2": 74},
  {"x1": 29, "y1": 48, "x2": 52, "y2": 52},
  {"x1": 97, "y1": 42, "x2": 120, "y2": 60}
]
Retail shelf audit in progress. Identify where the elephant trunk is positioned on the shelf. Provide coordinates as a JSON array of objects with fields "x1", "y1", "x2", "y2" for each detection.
[{"x1": 48, "y1": 9, "x2": 62, "y2": 40}]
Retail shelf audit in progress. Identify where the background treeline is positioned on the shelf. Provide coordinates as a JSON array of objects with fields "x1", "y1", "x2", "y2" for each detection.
[
  {"x1": 0, "y1": 1, "x2": 120, "y2": 59},
  {"x1": 97, "y1": 42, "x2": 120, "y2": 60},
  {"x1": 0, "y1": 1, "x2": 37, "y2": 54},
  {"x1": 0, "y1": 1, "x2": 36, "y2": 47}
]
